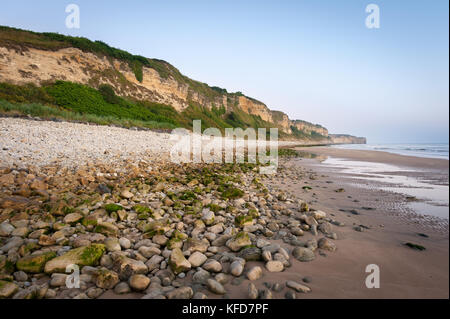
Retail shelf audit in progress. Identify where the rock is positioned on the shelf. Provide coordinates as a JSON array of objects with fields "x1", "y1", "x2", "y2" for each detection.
[
  {"x1": 0, "y1": 196, "x2": 32, "y2": 210},
  {"x1": 303, "y1": 276, "x2": 312, "y2": 283},
  {"x1": 192, "y1": 269, "x2": 210, "y2": 284},
  {"x1": 63, "y1": 212, "x2": 83, "y2": 225},
  {"x1": 97, "y1": 184, "x2": 111, "y2": 194},
  {"x1": 111, "y1": 253, "x2": 148, "y2": 280},
  {"x1": 120, "y1": 190, "x2": 134, "y2": 199},
  {"x1": 16, "y1": 251, "x2": 57, "y2": 273},
  {"x1": 312, "y1": 210, "x2": 327, "y2": 220},
  {"x1": 11, "y1": 227, "x2": 29, "y2": 237},
  {"x1": 248, "y1": 283, "x2": 258, "y2": 299},
  {"x1": 0, "y1": 222, "x2": 14, "y2": 237},
  {"x1": 30, "y1": 179, "x2": 47, "y2": 191},
  {"x1": 292, "y1": 247, "x2": 315, "y2": 262},
  {"x1": 166, "y1": 286, "x2": 193, "y2": 299},
  {"x1": 285, "y1": 290, "x2": 296, "y2": 299},
  {"x1": 119, "y1": 237, "x2": 131, "y2": 249},
  {"x1": 86, "y1": 287, "x2": 103, "y2": 299},
  {"x1": 44, "y1": 244, "x2": 105, "y2": 274},
  {"x1": 230, "y1": 258, "x2": 245, "y2": 277},
  {"x1": 265, "y1": 260, "x2": 284, "y2": 272},
  {"x1": 0, "y1": 173, "x2": 14, "y2": 186},
  {"x1": 238, "y1": 246, "x2": 262, "y2": 261},
  {"x1": 206, "y1": 279, "x2": 226, "y2": 295},
  {"x1": 114, "y1": 282, "x2": 131, "y2": 294},
  {"x1": 13, "y1": 271, "x2": 28, "y2": 282},
  {"x1": 94, "y1": 268, "x2": 120, "y2": 289},
  {"x1": 215, "y1": 273, "x2": 229, "y2": 285},
  {"x1": 0, "y1": 237, "x2": 24, "y2": 253},
  {"x1": 104, "y1": 237, "x2": 121, "y2": 252},
  {"x1": 94, "y1": 222, "x2": 119, "y2": 237},
  {"x1": 260, "y1": 289, "x2": 272, "y2": 299},
  {"x1": 202, "y1": 209, "x2": 215, "y2": 226},
  {"x1": 304, "y1": 216, "x2": 318, "y2": 226},
  {"x1": 38, "y1": 234, "x2": 56, "y2": 246},
  {"x1": 0, "y1": 280, "x2": 19, "y2": 298},
  {"x1": 193, "y1": 292, "x2": 207, "y2": 299},
  {"x1": 129, "y1": 274, "x2": 150, "y2": 291},
  {"x1": 188, "y1": 251, "x2": 207, "y2": 267},
  {"x1": 290, "y1": 227, "x2": 304, "y2": 236},
  {"x1": 246, "y1": 266, "x2": 263, "y2": 281},
  {"x1": 262, "y1": 250, "x2": 272, "y2": 262},
  {"x1": 318, "y1": 222, "x2": 332, "y2": 235},
  {"x1": 256, "y1": 238, "x2": 271, "y2": 248},
  {"x1": 318, "y1": 237, "x2": 337, "y2": 252},
  {"x1": 50, "y1": 273, "x2": 68, "y2": 287},
  {"x1": 184, "y1": 238, "x2": 209, "y2": 253},
  {"x1": 145, "y1": 255, "x2": 164, "y2": 272},
  {"x1": 226, "y1": 232, "x2": 251, "y2": 252},
  {"x1": 152, "y1": 234, "x2": 168, "y2": 246},
  {"x1": 138, "y1": 246, "x2": 161, "y2": 258},
  {"x1": 203, "y1": 259, "x2": 222, "y2": 273},
  {"x1": 286, "y1": 280, "x2": 311, "y2": 293},
  {"x1": 169, "y1": 248, "x2": 191, "y2": 274}
]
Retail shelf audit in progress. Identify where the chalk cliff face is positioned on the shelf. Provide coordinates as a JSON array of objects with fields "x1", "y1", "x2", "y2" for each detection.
[
  {"x1": 329, "y1": 134, "x2": 367, "y2": 144},
  {"x1": 0, "y1": 27, "x2": 365, "y2": 144}
]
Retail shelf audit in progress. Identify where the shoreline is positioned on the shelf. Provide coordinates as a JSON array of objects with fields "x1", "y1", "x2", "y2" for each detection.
[
  {"x1": 264, "y1": 154, "x2": 449, "y2": 298},
  {"x1": 0, "y1": 118, "x2": 448, "y2": 299},
  {"x1": 297, "y1": 146, "x2": 449, "y2": 171}
]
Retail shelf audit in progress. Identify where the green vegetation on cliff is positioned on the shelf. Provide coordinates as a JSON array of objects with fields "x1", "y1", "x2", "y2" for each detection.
[{"x1": 0, "y1": 25, "x2": 332, "y2": 140}]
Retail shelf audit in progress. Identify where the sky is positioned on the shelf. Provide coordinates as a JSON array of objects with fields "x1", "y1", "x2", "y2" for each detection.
[{"x1": 0, "y1": 0, "x2": 448, "y2": 143}]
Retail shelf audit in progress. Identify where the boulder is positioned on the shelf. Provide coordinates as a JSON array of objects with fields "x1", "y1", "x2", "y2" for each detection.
[
  {"x1": 16, "y1": 251, "x2": 57, "y2": 273},
  {"x1": 44, "y1": 244, "x2": 105, "y2": 274}
]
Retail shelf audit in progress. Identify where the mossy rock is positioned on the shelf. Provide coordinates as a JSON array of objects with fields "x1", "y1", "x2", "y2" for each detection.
[
  {"x1": 16, "y1": 251, "x2": 57, "y2": 273},
  {"x1": 167, "y1": 237, "x2": 183, "y2": 250},
  {"x1": 137, "y1": 212, "x2": 150, "y2": 220},
  {"x1": 235, "y1": 215, "x2": 254, "y2": 227},
  {"x1": 171, "y1": 230, "x2": 188, "y2": 241},
  {"x1": 104, "y1": 203, "x2": 123, "y2": 214},
  {"x1": 94, "y1": 222, "x2": 119, "y2": 237},
  {"x1": 133, "y1": 205, "x2": 152, "y2": 214},
  {"x1": 44, "y1": 244, "x2": 105, "y2": 274},
  {"x1": 168, "y1": 248, "x2": 191, "y2": 275},
  {"x1": 0, "y1": 280, "x2": 19, "y2": 298},
  {"x1": 226, "y1": 232, "x2": 251, "y2": 252},
  {"x1": 82, "y1": 215, "x2": 98, "y2": 227},
  {"x1": 0, "y1": 256, "x2": 15, "y2": 275},
  {"x1": 207, "y1": 204, "x2": 222, "y2": 213},
  {"x1": 18, "y1": 242, "x2": 40, "y2": 257}
]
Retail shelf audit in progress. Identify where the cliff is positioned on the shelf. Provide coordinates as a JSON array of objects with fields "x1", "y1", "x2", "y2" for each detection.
[
  {"x1": 329, "y1": 134, "x2": 367, "y2": 144},
  {"x1": 0, "y1": 26, "x2": 365, "y2": 144}
]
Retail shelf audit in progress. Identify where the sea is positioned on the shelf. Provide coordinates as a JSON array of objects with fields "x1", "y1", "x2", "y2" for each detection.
[
  {"x1": 330, "y1": 143, "x2": 449, "y2": 160},
  {"x1": 321, "y1": 143, "x2": 449, "y2": 220}
]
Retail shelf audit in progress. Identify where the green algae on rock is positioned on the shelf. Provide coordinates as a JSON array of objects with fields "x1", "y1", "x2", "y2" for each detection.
[
  {"x1": 44, "y1": 244, "x2": 105, "y2": 274},
  {"x1": 16, "y1": 251, "x2": 57, "y2": 273}
]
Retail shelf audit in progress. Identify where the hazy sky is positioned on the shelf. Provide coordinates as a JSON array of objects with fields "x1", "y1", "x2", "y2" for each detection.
[{"x1": 1, "y1": 0, "x2": 448, "y2": 143}]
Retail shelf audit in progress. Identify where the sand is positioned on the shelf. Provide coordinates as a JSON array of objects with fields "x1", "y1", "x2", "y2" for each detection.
[{"x1": 263, "y1": 146, "x2": 449, "y2": 298}]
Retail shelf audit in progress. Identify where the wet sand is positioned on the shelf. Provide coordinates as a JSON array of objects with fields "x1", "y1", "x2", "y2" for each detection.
[
  {"x1": 262, "y1": 147, "x2": 449, "y2": 298},
  {"x1": 299, "y1": 146, "x2": 449, "y2": 172}
]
